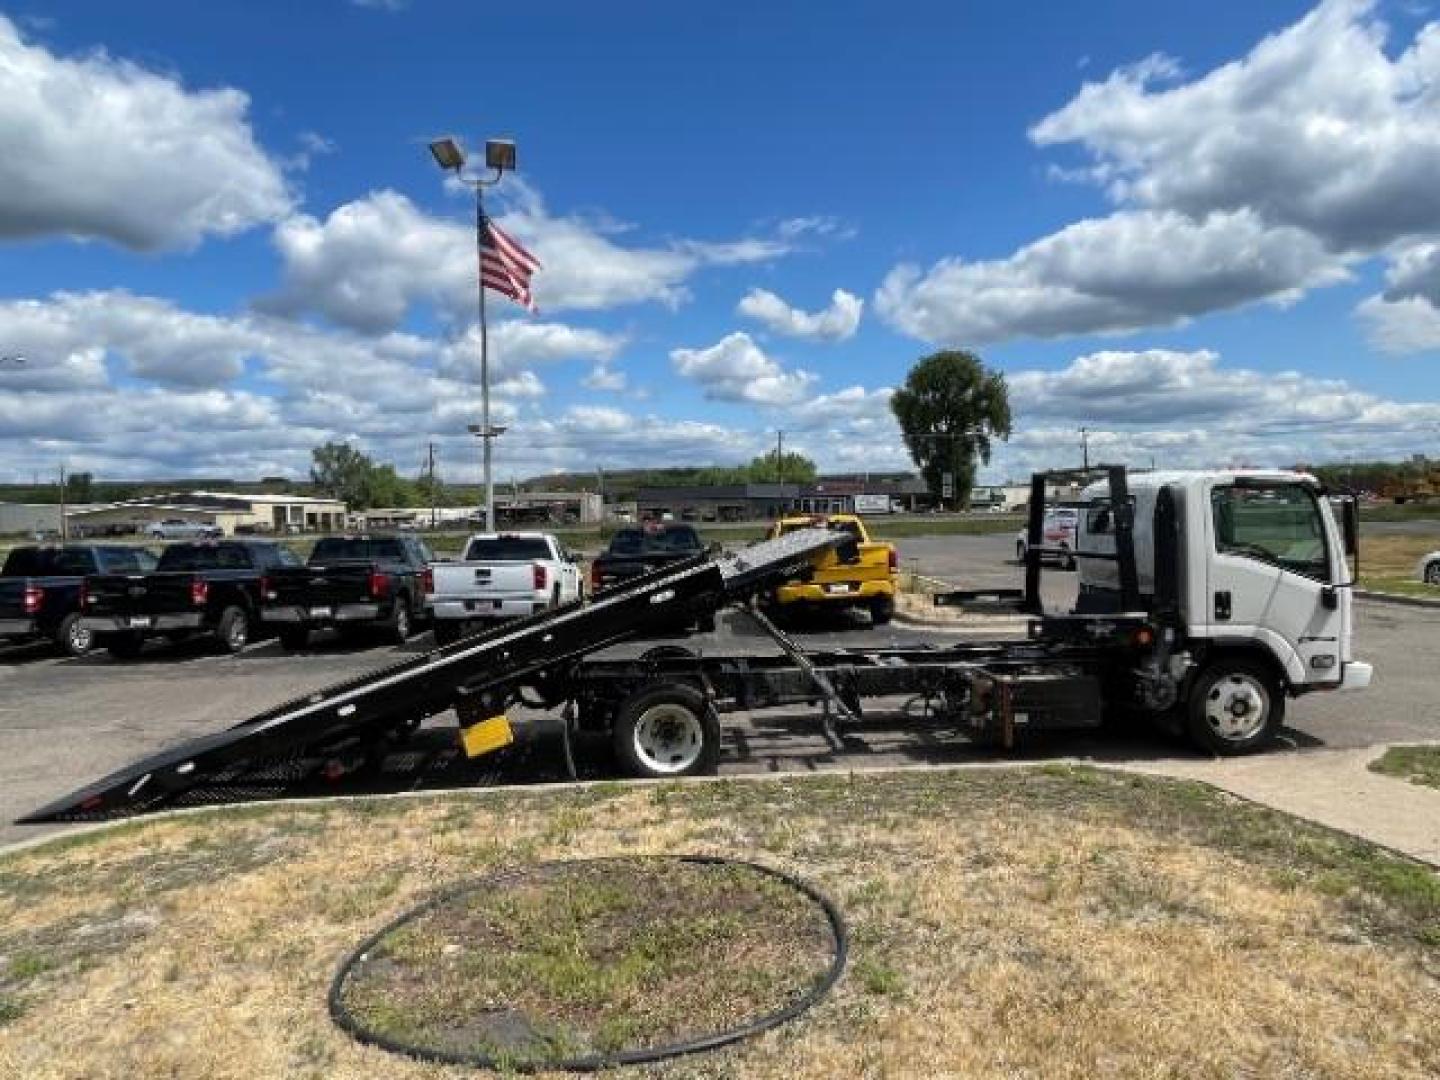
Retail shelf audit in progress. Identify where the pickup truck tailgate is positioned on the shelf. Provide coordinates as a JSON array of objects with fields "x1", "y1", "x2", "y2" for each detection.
[
  {"x1": 430, "y1": 562, "x2": 536, "y2": 600},
  {"x1": 805, "y1": 541, "x2": 893, "y2": 584},
  {"x1": 85, "y1": 573, "x2": 199, "y2": 617},
  {"x1": 268, "y1": 563, "x2": 376, "y2": 606}
]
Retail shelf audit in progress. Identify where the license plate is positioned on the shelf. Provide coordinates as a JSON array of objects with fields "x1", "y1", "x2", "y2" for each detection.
[
  {"x1": 128, "y1": 616, "x2": 152, "y2": 628},
  {"x1": 824, "y1": 583, "x2": 853, "y2": 594},
  {"x1": 309, "y1": 606, "x2": 332, "y2": 618}
]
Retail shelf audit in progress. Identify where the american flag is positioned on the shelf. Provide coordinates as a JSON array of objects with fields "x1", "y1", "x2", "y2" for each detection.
[{"x1": 480, "y1": 216, "x2": 541, "y2": 312}]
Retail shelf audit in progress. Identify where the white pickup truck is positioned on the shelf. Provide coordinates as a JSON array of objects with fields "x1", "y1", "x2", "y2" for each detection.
[{"x1": 425, "y1": 532, "x2": 584, "y2": 646}]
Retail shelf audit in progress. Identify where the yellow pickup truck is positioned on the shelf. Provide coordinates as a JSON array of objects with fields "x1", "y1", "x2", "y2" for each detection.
[{"x1": 765, "y1": 513, "x2": 898, "y2": 624}]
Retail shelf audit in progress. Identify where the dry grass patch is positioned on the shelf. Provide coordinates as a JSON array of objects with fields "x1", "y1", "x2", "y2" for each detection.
[
  {"x1": 336, "y1": 858, "x2": 836, "y2": 1067},
  {"x1": 0, "y1": 767, "x2": 1438, "y2": 1079}
]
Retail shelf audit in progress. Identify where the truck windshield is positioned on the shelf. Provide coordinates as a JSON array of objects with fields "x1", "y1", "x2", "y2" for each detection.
[
  {"x1": 464, "y1": 537, "x2": 553, "y2": 561},
  {"x1": 156, "y1": 544, "x2": 251, "y2": 571},
  {"x1": 607, "y1": 527, "x2": 702, "y2": 555},
  {"x1": 311, "y1": 537, "x2": 405, "y2": 562},
  {"x1": 1212, "y1": 484, "x2": 1329, "y2": 581}
]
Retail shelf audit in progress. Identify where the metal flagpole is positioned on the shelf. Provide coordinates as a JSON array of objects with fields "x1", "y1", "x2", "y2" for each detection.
[{"x1": 477, "y1": 186, "x2": 495, "y2": 533}]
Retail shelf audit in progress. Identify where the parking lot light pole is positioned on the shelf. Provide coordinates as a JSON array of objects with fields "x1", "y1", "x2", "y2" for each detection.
[{"x1": 429, "y1": 136, "x2": 517, "y2": 532}]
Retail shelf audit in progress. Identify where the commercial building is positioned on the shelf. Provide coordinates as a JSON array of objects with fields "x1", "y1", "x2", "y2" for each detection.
[
  {"x1": 635, "y1": 484, "x2": 800, "y2": 523},
  {"x1": 65, "y1": 492, "x2": 348, "y2": 537}
]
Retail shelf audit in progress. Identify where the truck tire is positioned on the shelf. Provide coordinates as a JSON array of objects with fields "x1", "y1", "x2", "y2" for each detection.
[
  {"x1": 278, "y1": 625, "x2": 310, "y2": 652},
  {"x1": 870, "y1": 596, "x2": 895, "y2": 626},
  {"x1": 612, "y1": 684, "x2": 720, "y2": 779},
  {"x1": 432, "y1": 620, "x2": 462, "y2": 647},
  {"x1": 217, "y1": 606, "x2": 250, "y2": 654},
  {"x1": 1425, "y1": 560, "x2": 1440, "y2": 586},
  {"x1": 1185, "y1": 658, "x2": 1285, "y2": 755},
  {"x1": 106, "y1": 632, "x2": 146, "y2": 660},
  {"x1": 55, "y1": 613, "x2": 94, "y2": 657},
  {"x1": 386, "y1": 598, "x2": 413, "y2": 644}
]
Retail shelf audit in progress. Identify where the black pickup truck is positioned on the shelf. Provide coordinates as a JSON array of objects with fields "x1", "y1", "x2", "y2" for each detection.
[
  {"x1": 0, "y1": 545, "x2": 158, "y2": 656},
  {"x1": 589, "y1": 524, "x2": 708, "y2": 592},
  {"x1": 589, "y1": 524, "x2": 715, "y2": 632},
  {"x1": 81, "y1": 540, "x2": 301, "y2": 658},
  {"x1": 259, "y1": 534, "x2": 433, "y2": 650}
]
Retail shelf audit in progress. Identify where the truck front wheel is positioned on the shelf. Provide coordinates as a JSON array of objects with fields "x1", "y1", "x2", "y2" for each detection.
[
  {"x1": 217, "y1": 606, "x2": 250, "y2": 654},
  {"x1": 612, "y1": 684, "x2": 720, "y2": 779},
  {"x1": 55, "y1": 613, "x2": 94, "y2": 657},
  {"x1": 1185, "y1": 658, "x2": 1285, "y2": 755}
]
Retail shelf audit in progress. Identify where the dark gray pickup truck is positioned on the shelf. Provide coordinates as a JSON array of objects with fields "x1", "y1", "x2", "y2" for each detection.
[
  {"x1": 81, "y1": 540, "x2": 301, "y2": 658},
  {"x1": 0, "y1": 545, "x2": 158, "y2": 656}
]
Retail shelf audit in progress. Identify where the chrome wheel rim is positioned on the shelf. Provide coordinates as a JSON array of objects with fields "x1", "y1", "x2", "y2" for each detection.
[
  {"x1": 1426, "y1": 562, "x2": 1440, "y2": 585},
  {"x1": 68, "y1": 622, "x2": 93, "y2": 654},
  {"x1": 228, "y1": 618, "x2": 248, "y2": 650},
  {"x1": 1204, "y1": 673, "x2": 1269, "y2": 743},
  {"x1": 632, "y1": 703, "x2": 704, "y2": 774},
  {"x1": 395, "y1": 606, "x2": 410, "y2": 638}
]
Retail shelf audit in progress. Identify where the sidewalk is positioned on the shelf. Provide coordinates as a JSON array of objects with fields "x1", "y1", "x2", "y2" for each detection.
[{"x1": 1123, "y1": 745, "x2": 1440, "y2": 867}]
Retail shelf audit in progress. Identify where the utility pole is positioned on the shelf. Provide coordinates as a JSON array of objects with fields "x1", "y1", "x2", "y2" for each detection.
[
  {"x1": 426, "y1": 441, "x2": 438, "y2": 529},
  {"x1": 58, "y1": 462, "x2": 67, "y2": 541},
  {"x1": 1080, "y1": 427, "x2": 1091, "y2": 471}
]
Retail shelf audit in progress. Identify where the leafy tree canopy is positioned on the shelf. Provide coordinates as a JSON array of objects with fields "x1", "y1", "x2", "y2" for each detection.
[{"x1": 891, "y1": 350, "x2": 1012, "y2": 508}]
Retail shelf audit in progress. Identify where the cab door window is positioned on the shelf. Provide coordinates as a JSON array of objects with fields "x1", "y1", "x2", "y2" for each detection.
[{"x1": 1211, "y1": 484, "x2": 1330, "y2": 582}]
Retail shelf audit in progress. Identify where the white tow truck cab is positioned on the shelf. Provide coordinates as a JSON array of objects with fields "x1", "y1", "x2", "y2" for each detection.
[{"x1": 1066, "y1": 468, "x2": 1371, "y2": 751}]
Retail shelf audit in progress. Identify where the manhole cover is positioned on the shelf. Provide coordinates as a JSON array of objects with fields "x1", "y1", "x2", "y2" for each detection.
[{"x1": 329, "y1": 856, "x2": 846, "y2": 1071}]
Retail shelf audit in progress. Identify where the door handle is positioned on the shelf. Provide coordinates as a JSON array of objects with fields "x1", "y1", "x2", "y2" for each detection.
[{"x1": 1214, "y1": 591, "x2": 1231, "y2": 621}]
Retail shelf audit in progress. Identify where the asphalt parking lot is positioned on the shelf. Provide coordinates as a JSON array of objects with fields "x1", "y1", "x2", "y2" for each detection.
[{"x1": 2, "y1": 532, "x2": 1438, "y2": 847}]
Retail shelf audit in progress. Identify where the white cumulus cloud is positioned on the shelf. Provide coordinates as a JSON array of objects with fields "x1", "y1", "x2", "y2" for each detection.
[
  {"x1": 670, "y1": 332, "x2": 817, "y2": 405},
  {"x1": 0, "y1": 15, "x2": 290, "y2": 250},
  {"x1": 738, "y1": 287, "x2": 863, "y2": 341}
]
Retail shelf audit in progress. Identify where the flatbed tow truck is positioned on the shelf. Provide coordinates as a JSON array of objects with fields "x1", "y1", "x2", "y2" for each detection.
[{"x1": 20, "y1": 466, "x2": 1371, "y2": 824}]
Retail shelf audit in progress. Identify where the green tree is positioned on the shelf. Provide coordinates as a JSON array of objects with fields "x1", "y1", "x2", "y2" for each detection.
[
  {"x1": 746, "y1": 451, "x2": 817, "y2": 485},
  {"x1": 890, "y1": 350, "x2": 1011, "y2": 509},
  {"x1": 64, "y1": 471, "x2": 94, "y2": 503},
  {"x1": 309, "y1": 442, "x2": 417, "y2": 510}
]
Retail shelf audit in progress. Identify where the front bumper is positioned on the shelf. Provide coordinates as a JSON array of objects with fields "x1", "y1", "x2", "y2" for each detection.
[
  {"x1": 0, "y1": 618, "x2": 38, "y2": 637},
  {"x1": 261, "y1": 603, "x2": 382, "y2": 625},
  {"x1": 80, "y1": 613, "x2": 205, "y2": 634},
  {"x1": 1338, "y1": 660, "x2": 1374, "y2": 691},
  {"x1": 774, "y1": 580, "x2": 894, "y2": 605}
]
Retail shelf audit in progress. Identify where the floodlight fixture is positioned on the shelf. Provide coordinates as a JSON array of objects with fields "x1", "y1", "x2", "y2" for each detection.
[
  {"x1": 428, "y1": 137, "x2": 466, "y2": 172},
  {"x1": 485, "y1": 139, "x2": 516, "y2": 173}
]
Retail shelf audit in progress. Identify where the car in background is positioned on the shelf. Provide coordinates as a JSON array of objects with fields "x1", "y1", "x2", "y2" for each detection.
[
  {"x1": 1417, "y1": 551, "x2": 1440, "y2": 586},
  {"x1": 426, "y1": 532, "x2": 582, "y2": 646},
  {"x1": 764, "y1": 514, "x2": 897, "y2": 624},
  {"x1": 144, "y1": 519, "x2": 223, "y2": 540},
  {"x1": 1016, "y1": 507, "x2": 1080, "y2": 569},
  {"x1": 261, "y1": 534, "x2": 434, "y2": 650},
  {"x1": 0, "y1": 544, "x2": 158, "y2": 655},
  {"x1": 590, "y1": 523, "x2": 708, "y2": 592}
]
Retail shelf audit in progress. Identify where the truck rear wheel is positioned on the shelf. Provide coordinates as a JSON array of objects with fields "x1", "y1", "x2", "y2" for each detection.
[
  {"x1": 387, "y1": 598, "x2": 413, "y2": 644},
  {"x1": 1186, "y1": 658, "x2": 1284, "y2": 755},
  {"x1": 55, "y1": 613, "x2": 94, "y2": 657},
  {"x1": 217, "y1": 606, "x2": 249, "y2": 654},
  {"x1": 612, "y1": 684, "x2": 720, "y2": 779},
  {"x1": 869, "y1": 596, "x2": 895, "y2": 626}
]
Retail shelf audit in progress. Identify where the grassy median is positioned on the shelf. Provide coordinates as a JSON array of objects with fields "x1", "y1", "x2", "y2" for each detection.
[
  {"x1": 1370, "y1": 745, "x2": 1440, "y2": 790},
  {"x1": 1, "y1": 767, "x2": 1438, "y2": 1078}
]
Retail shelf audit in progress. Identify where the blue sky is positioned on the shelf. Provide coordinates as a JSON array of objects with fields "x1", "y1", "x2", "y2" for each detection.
[{"x1": 1, "y1": 0, "x2": 1439, "y2": 484}]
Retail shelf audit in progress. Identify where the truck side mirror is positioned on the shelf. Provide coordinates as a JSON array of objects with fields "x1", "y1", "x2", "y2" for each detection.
[{"x1": 1341, "y1": 497, "x2": 1359, "y2": 558}]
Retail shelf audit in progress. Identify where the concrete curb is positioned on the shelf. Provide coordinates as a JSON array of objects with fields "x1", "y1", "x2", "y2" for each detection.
[{"x1": 1356, "y1": 589, "x2": 1440, "y2": 609}]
